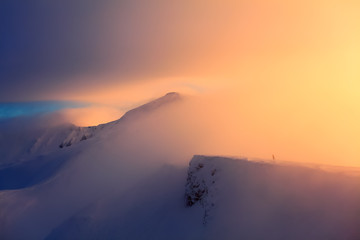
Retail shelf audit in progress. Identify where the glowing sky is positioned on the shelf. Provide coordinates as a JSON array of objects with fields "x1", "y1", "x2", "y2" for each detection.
[{"x1": 1, "y1": 0, "x2": 360, "y2": 166}]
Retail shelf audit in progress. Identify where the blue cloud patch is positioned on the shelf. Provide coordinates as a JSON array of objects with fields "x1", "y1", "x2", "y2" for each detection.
[{"x1": 0, "y1": 101, "x2": 88, "y2": 119}]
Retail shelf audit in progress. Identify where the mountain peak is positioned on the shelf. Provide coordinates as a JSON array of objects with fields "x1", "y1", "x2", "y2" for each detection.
[
  {"x1": 158, "y1": 91, "x2": 181, "y2": 101},
  {"x1": 165, "y1": 91, "x2": 179, "y2": 96},
  {"x1": 118, "y1": 92, "x2": 181, "y2": 121}
]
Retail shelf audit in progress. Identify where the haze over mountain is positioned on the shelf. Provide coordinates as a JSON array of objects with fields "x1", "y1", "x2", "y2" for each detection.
[
  {"x1": 0, "y1": 93, "x2": 359, "y2": 240},
  {"x1": 2, "y1": 0, "x2": 360, "y2": 239}
]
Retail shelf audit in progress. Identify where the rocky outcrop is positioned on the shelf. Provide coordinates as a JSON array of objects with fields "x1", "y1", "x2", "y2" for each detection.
[
  {"x1": 58, "y1": 126, "x2": 98, "y2": 148},
  {"x1": 185, "y1": 155, "x2": 229, "y2": 224}
]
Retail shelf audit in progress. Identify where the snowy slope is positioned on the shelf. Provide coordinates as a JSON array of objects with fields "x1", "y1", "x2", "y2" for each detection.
[
  {"x1": 0, "y1": 121, "x2": 74, "y2": 167},
  {"x1": 45, "y1": 156, "x2": 360, "y2": 240},
  {"x1": 0, "y1": 92, "x2": 181, "y2": 190},
  {"x1": 0, "y1": 92, "x2": 187, "y2": 239},
  {"x1": 45, "y1": 165, "x2": 205, "y2": 240},
  {"x1": 0, "y1": 92, "x2": 181, "y2": 167},
  {"x1": 59, "y1": 92, "x2": 181, "y2": 149},
  {"x1": 185, "y1": 156, "x2": 360, "y2": 240}
]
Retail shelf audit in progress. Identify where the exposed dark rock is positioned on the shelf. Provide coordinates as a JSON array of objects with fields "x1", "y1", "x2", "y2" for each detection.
[{"x1": 185, "y1": 155, "x2": 220, "y2": 224}]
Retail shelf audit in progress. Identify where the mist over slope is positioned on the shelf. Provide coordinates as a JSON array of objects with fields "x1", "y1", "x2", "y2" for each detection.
[{"x1": 0, "y1": 93, "x2": 359, "y2": 240}]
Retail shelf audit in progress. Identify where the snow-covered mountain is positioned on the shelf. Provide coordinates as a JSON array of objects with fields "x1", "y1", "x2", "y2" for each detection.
[
  {"x1": 0, "y1": 92, "x2": 181, "y2": 191},
  {"x1": 0, "y1": 92, "x2": 181, "y2": 168},
  {"x1": 0, "y1": 92, "x2": 359, "y2": 240}
]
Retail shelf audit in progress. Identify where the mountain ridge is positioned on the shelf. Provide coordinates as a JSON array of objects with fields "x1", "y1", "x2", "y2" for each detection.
[
  {"x1": 59, "y1": 92, "x2": 181, "y2": 148},
  {"x1": 0, "y1": 92, "x2": 181, "y2": 168},
  {"x1": 0, "y1": 92, "x2": 182, "y2": 190}
]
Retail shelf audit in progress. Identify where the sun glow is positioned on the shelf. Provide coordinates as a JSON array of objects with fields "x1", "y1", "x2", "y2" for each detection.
[{"x1": 39, "y1": 0, "x2": 360, "y2": 167}]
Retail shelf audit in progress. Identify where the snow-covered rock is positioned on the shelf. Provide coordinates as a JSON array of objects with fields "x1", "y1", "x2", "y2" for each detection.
[{"x1": 185, "y1": 155, "x2": 237, "y2": 224}]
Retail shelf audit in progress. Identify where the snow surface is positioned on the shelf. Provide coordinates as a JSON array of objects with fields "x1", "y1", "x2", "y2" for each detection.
[{"x1": 43, "y1": 155, "x2": 360, "y2": 240}]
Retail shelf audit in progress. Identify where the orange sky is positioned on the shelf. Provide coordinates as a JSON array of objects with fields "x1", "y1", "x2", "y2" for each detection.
[{"x1": 51, "y1": 0, "x2": 360, "y2": 167}]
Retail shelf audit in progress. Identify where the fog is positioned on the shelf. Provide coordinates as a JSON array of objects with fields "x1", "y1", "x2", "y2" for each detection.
[
  {"x1": 2, "y1": 0, "x2": 360, "y2": 237},
  {"x1": 3, "y1": 0, "x2": 360, "y2": 167}
]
